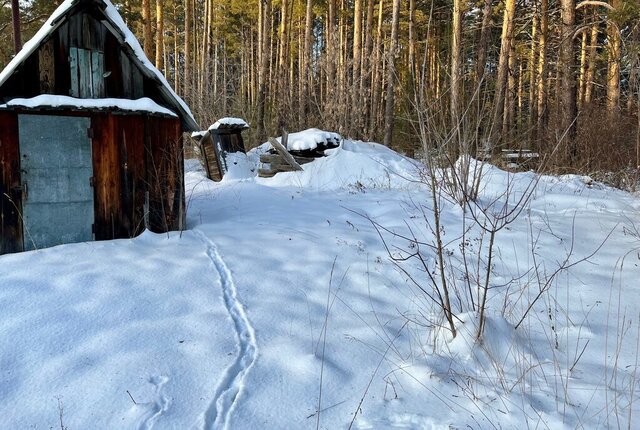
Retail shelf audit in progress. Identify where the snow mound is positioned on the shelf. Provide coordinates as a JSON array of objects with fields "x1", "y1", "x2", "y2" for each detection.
[
  {"x1": 258, "y1": 139, "x2": 423, "y2": 190},
  {"x1": 277, "y1": 128, "x2": 341, "y2": 151},
  {"x1": 222, "y1": 152, "x2": 258, "y2": 181}
]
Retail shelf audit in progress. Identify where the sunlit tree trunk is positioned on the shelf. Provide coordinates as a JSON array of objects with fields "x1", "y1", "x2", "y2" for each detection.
[
  {"x1": 361, "y1": 0, "x2": 375, "y2": 130},
  {"x1": 256, "y1": 0, "x2": 271, "y2": 141},
  {"x1": 606, "y1": 0, "x2": 622, "y2": 114},
  {"x1": 578, "y1": 29, "x2": 588, "y2": 109},
  {"x1": 536, "y1": 0, "x2": 549, "y2": 134},
  {"x1": 184, "y1": 0, "x2": 193, "y2": 98},
  {"x1": 383, "y1": 0, "x2": 400, "y2": 147},
  {"x1": 369, "y1": 0, "x2": 384, "y2": 138},
  {"x1": 155, "y1": 0, "x2": 164, "y2": 71},
  {"x1": 142, "y1": 0, "x2": 153, "y2": 58},
  {"x1": 584, "y1": 21, "x2": 598, "y2": 105},
  {"x1": 528, "y1": 2, "x2": 539, "y2": 139},
  {"x1": 490, "y1": 0, "x2": 516, "y2": 151},
  {"x1": 451, "y1": 0, "x2": 463, "y2": 149},
  {"x1": 301, "y1": 0, "x2": 314, "y2": 121}
]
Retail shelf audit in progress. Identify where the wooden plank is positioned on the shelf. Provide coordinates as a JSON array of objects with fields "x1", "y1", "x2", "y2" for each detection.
[
  {"x1": 131, "y1": 64, "x2": 144, "y2": 98},
  {"x1": 54, "y1": 23, "x2": 71, "y2": 95},
  {"x1": 120, "y1": 51, "x2": 132, "y2": 97},
  {"x1": 38, "y1": 38, "x2": 56, "y2": 94},
  {"x1": 83, "y1": 13, "x2": 92, "y2": 49},
  {"x1": 91, "y1": 51, "x2": 105, "y2": 97},
  {"x1": 145, "y1": 116, "x2": 183, "y2": 233},
  {"x1": 260, "y1": 154, "x2": 315, "y2": 165},
  {"x1": 268, "y1": 137, "x2": 303, "y2": 171},
  {"x1": 198, "y1": 132, "x2": 223, "y2": 181},
  {"x1": 91, "y1": 113, "x2": 121, "y2": 240},
  {"x1": 0, "y1": 111, "x2": 23, "y2": 254},
  {"x1": 117, "y1": 115, "x2": 146, "y2": 237},
  {"x1": 258, "y1": 168, "x2": 278, "y2": 178},
  {"x1": 69, "y1": 47, "x2": 80, "y2": 97},
  {"x1": 78, "y1": 48, "x2": 93, "y2": 97}
]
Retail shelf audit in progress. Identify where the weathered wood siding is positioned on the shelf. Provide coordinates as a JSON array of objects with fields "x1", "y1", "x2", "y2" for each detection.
[
  {"x1": 0, "y1": 8, "x2": 145, "y2": 103},
  {"x1": 91, "y1": 113, "x2": 182, "y2": 239},
  {"x1": 0, "y1": 111, "x2": 23, "y2": 253},
  {"x1": 145, "y1": 116, "x2": 184, "y2": 232}
]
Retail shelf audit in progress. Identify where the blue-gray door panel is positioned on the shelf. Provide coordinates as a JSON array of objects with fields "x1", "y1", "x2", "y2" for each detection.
[{"x1": 19, "y1": 115, "x2": 94, "y2": 251}]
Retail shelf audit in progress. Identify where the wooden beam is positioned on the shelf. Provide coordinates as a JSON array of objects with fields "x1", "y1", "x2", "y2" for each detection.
[{"x1": 268, "y1": 137, "x2": 303, "y2": 171}]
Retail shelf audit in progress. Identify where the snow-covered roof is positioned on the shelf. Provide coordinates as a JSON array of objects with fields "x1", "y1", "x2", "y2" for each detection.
[
  {"x1": 0, "y1": 0, "x2": 199, "y2": 131},
  {"x1": 0, "y1": 95, "x2": 178, "y2": 117},
  {"x1": 209, "y1": 117, "x2": 250, "y2": 131}
]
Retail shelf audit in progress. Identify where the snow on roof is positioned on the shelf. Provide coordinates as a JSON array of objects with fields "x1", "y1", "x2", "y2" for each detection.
[
  {"x1": 0, "y1": 95, "x2": 177, "y2": 117},
  {"x1": 276, "y1": 128, "x2": 342, "y2": 151},
  {"x1": 0, "y1": 0, "x2": 198, "y2": 130},
  {"x1": 209, "y1": 117, "x2": 249, "y2": 130}
]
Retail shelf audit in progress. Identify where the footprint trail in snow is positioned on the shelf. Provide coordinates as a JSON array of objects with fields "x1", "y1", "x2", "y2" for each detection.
[{"x1": 196, "y1": 230, "x2": 258, "y2": 430}]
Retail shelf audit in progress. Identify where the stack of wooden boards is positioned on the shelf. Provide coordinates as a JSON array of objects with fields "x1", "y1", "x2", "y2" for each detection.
[{"x1": 258, "y1": 133, "x2": 339, "y2": 178}]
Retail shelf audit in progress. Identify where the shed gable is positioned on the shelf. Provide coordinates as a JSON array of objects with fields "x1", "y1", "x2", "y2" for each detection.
[{"x1": 0, "y1": 0, "x2": 198, "y2": 131}]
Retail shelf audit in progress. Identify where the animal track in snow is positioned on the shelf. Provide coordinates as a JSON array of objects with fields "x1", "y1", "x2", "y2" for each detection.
[
  {"x1": 137, "y1": 375, "x2": 170, "y2": 430},
  {"x1": 195, "y1": 230, "x2": 258, "y2": 430}
]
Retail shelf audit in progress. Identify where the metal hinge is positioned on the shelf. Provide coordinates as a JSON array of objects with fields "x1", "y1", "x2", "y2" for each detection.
[
  {"x1": 89, "y1": 176, "x2": 95, "y2": 187},
  {"x1": 87, "y1": 128, "x2": 94, "y2": 139}
]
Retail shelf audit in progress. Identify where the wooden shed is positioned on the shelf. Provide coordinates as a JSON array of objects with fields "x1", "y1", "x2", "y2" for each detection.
[{"x1": 0, "y1": 0, "x2": 200, "y2": 254}]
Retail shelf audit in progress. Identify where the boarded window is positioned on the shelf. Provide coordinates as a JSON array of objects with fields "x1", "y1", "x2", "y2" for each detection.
[{"x1": 70, "y1": 47, "x2": 105, "y2": 98}]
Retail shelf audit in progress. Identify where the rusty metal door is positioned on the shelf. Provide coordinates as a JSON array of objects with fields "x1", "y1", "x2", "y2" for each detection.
[{"x1": 18, "y1": 115, "x2": 94, "y2": 251}]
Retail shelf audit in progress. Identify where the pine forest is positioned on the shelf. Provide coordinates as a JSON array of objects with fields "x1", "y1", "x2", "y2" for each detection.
[{"x1": 3, "y1": 0, "x2": 640, "y2": 177}]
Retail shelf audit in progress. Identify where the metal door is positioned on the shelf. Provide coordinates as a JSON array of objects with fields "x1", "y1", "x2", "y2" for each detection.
[{"x1": 19, "y1": 115, "x2": 94, "y2": 251}]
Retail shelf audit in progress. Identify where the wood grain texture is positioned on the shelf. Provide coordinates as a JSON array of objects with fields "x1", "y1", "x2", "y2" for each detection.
[{"x1": 0, "y1": 111, "x2": 23, "y2": 254}]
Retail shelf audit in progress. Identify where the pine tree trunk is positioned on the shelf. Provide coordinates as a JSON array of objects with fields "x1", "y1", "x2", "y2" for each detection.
[
  {"x1": 489, "y1": 0, "x2": 516, "y2": 151},
  {"x1": 277, "y1": 0, "x2": 290, "y2": 131},
  {"x1": 302, "y1": 0, "x2": 314, "y2": 122},
  {"x1": 352, "y1": 0, "x2": 363, "y2": 133},
  {"x1": 578, "y1": 29, "x2": 588, "y2": 109},
  {"x1": 528, "y1": 2, "x2": 539, "y2": 140},
  {"x1": 503, "y1": 44, "x2": 516, "y2": 141},
  {"x1": 383, "y1": 0, "x2": 400, "y2": 147},
  {"x1": 142, "y1": 0, "x2": 153, "y2": 58},
  {"x1": 11, "y1": 0, "x2": 21, "y2": 54},
  {"x1": 451, "y1": 0, "x2": 463, "y2": 148},
  {"x1": 327, "y1": 0, "x2": 336, "y2": 97},
  {"x1": 408, "y1": 0, "x2": 416, "y2": 82},
  {"x1": 256, "y1": 0, "x2": 271, "y2": 141},
  {"x1": 155, "y1": 0, "x2": 164, "y2": 71},
  {"x1": 475, "y1": 0, "x2": 492, "y2": 89},
  {"x1": 173, "y1": 8, "x2": 180, "y2": 92},
  {"x1": 184, "y1": 0, "x2": 193, "y2": 98},
  {"x1": 536, "y1": 0, "x2": 549, "y2": 134},
  {"x1": 559, "y1": 0, "x2": 577, "y2": 153},
  {"x1": 361, "y1": 0, "x2": 375, "y2": 131},
  {"x1": 606, "y1": 0, "x2": 622, "y2": 114},
  {"x1": 584, "y1": 21, "x2": 598, "y2": 105},
  {"x1": 369, "y1": 0, "x2": 384, "y2": 138}
]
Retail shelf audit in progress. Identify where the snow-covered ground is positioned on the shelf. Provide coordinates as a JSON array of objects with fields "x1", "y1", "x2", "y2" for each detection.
[{"x1": 1, "y1": 134, "x2": 639, "y2": 429}]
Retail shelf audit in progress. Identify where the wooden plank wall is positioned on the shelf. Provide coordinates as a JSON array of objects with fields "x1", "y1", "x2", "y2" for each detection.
[
  {"x1": 0, "y1": 112, "x2": 23, "y2": 253},
  {"x1": 92, "y1": 113, "x2": 146, "y2": 240},
  {"x1": 92, "y1": 113, "x2": 183, "y2": 240},
  {"x1": 145, "y1": 116, "x2": 184, "y2": 232}
]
